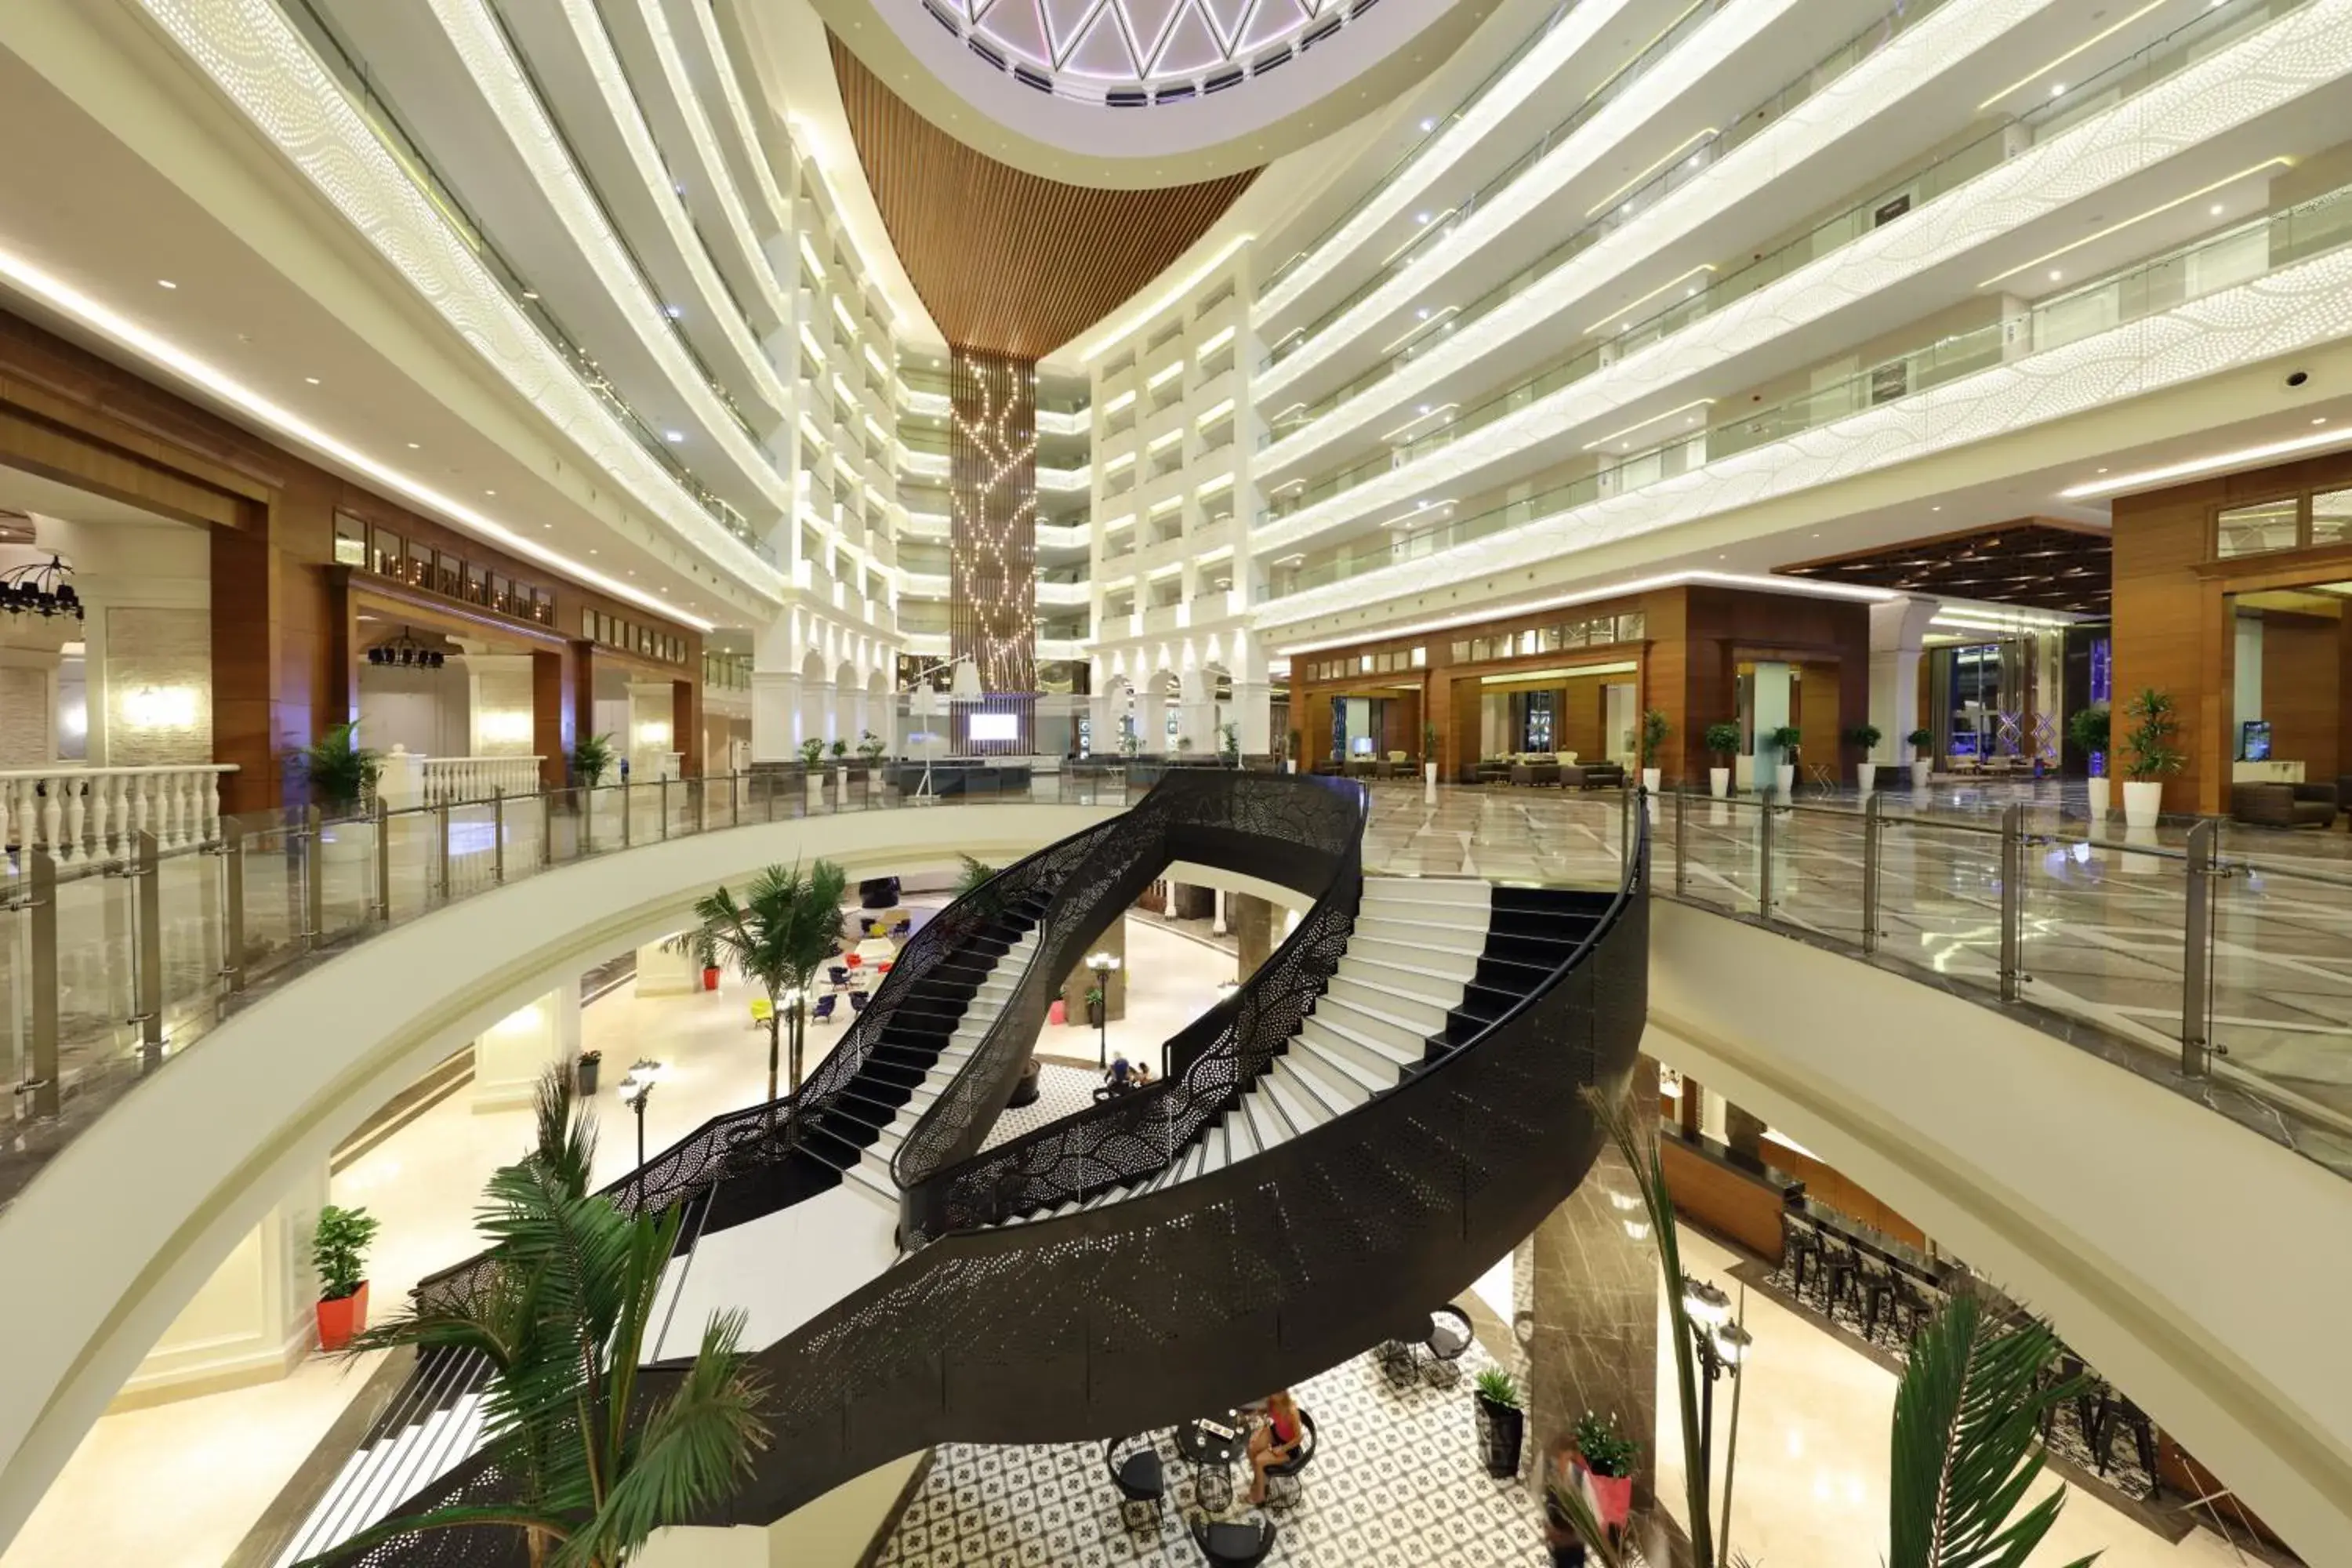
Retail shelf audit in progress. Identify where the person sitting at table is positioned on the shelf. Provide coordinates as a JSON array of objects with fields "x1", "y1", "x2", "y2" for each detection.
[
  {"x1": 1245, "y1": 1389, "x2": 1303, "y2": 1505},
  {"x1": 1130, "y1": 1061, "x2": 1153, "y2": 1088},
  {"x1": 1104, "y1": 1053, "x2": 1133, "y2": 1091}
]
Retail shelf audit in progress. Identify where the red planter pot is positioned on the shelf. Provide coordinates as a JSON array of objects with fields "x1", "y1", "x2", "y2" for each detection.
[
  {"x1": 702, "y1": 966, "x2": 721, "y2": 991},
  {"x1": 1576, "y1": 1459, "x2": 1635, "y2": 1530},
  {"x1": 316, "y1": 1281, "x2": 370, "y2": 1352}
]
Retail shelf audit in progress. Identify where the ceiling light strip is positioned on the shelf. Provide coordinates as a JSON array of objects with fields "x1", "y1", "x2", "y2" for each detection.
[
  {"x1": 1585, "y1": 266, "x2": 1719, "y2": 336},
  {"x1": 1588, "y1": 129, "x2": 1719, "y2": 217},
  {"x1": 1979, "y1": 158, "x2": 2293, "y2": 288},
  {"x1": 2058, "y1": 424, "x2": 2352, "y2": 498},
  {"x1": 1583, "y1": 399, "x2": 1715, "y2": 452},
  {"x1": 1382, "y1": 307, "x2": 1458, "y2": 355},
  {"x1": 0, "y1": 245, "x2": 720, "y2": 629},
  {"x1": 1976, "y1": 0, "x2": 2171, "y2": 110}
]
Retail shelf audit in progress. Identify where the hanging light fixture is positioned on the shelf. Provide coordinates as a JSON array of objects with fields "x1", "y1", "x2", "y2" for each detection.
[
  {"x1": 0, "y1": 555, "x2": 82, "y2": 621},
  {"x1": 365, "y1": 626, "x2": 446, "y2": 669}
]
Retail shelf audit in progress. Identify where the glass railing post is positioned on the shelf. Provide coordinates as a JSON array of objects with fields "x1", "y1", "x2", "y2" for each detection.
[
  {"x1": 1998, "y1": 803, "x2": 2025, "y2": 1002},
  {"x1": 542, "y1": 789, "x2": 555, "y2": 868},
  {"x1": 493, "y1": 791, "x2": 507, "y2": 884},
  {"x1": 303, "y1": 806, "x2": 325, "y2": 950},
  {"x1": 1860, "y1": 793, "x2": 1882, "y2": 956},
  {"x1": 132, "y1": 829, "x2": 162, "y2": 1054},
  {"x1": 2181, "y1": 818, "x2": 2216, "y2": 1078},
  {"x1": 1756, "y1": 797, "x2": 1774, "y2": 920},
  {"x1": 372, "y1": 798, "x2": 392, "y2": 921},
  {"x1": 435, "y1": 801, "x2": 453, "y2": 902},
  {"x1": 25, "y1": 848, "x2": 59, "y2": 1119},
  {"x1": 583, "y1": 786, "x2": 597, "y2": 855},
  {"x1": 219, "y1": 827, "x2": 248, "y2": 992},
  {"x1": 660, "y1": 777, "x2": 672, "y2": 840},
  {"x1": 1666, "y1": 784, "x2": 1686, "y2": 895}
]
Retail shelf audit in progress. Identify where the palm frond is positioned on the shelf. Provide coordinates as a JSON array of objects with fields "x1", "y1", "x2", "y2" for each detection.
[
  {"x1": 1889, "y1": 1290, "x2": 2100, "y2": 1568},
  {"x1": 568, "y1": 1310, "x2": 771, "y2": 1566},
  {"x1": 532, "y1": 1064, "x2": 595, "y2": 1200},
  {"x1": 1543, "y1": 1477, "x2": 1626, "y2": 1568}
]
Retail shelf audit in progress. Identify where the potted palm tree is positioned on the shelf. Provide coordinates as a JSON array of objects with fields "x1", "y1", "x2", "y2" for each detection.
[
  {"x1": 798, "y1": 737, "x2": 826, "y2": 809},
  {"x1": 1639, "y1": 710, "x2": 1671, "y2": 794},
  {"x1": 312, "y1": 1070, "x2": 769, "y2": 1566},
  {"x1": 1286, "y1": 728, "x2": 1301, "y2": 775},
  {"x1": 289, "y1": 720, "x2": 383, "y2": 815},
  {"x1": 685, "y1": 860, "x2": 848, "y2": 1136},
  {"x1": 1766, "y1": 725, "x2": 1802, "y2": 797},
  {"x1": 2119, "y1": 688, "x2": 2181, "y2": 828},
  {"x1": 310, "y1": 1204, "x2": 379, "y2": 1352},
  {"x1": 1703, "y1": 721, "x2": 1741, "y2": 798},
  {"x1": 1421, "y1": 720, "x2": 1441, "y2": 790},
  {"x1": 1473, "y1": 1368, "x2": 1525, "y2": 1478},
  {"x1": 1906, "y1": 727, "x2": 1935, "y2": 792},
  {"x1": 568, "y1": 731, "x2": 615, "y2": 788},
  {"x1": 1845, "y1": 724, "x2": 1883, "y2": 793},
  {"x1": 1571, "y1": 1410, "x2": 1639, "y2": 1537},
  {"x1": 2070, "y1": 703, "x2": 2112, "y2": 821}
]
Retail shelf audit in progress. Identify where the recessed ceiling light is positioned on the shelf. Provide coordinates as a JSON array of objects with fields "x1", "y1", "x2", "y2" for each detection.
[
  {"x1": 1931, "y1": 506, "x2": 1942, "y2": 512},
  {"x1": 2210, "y1": 203, "x2": 2225, "y2": 216},
  {"x1": 664, "y1": 304, "x2": 684, "y2": 319},
  {"x1": 664, "y1": 430, "x2": 684, "y2": 443},
  {"x1": 1421, "y1": 118, "x2": 1436, "y2": 132},
  {"x1": 2050, "y1": 82, "x2": 2065, "y2": 96},
  {"x1": 2096, "y1": 467, "x2": 2109, "y2": 474},
  {"x1": 2316, "y1": 417, "x2": 2330, "y2": 426},
  {"x1": 157, "y1": 279, "x2": 177, "y2": 289},
  {"x1": 2048, "y1": 270, "x2": 2063, "y2": 281},
  {"x1": 590, "y1": 548, "x2": 598, "y2": 555},
  {"x1": 304, "y1": 376, "x2": 321, "y2": 385},
  {"x1": 406, "y1": 441, "x2": 420, "y2": 449},
  {"x1": 485, "y1": 488, "x2": 497, "y2": 495}
]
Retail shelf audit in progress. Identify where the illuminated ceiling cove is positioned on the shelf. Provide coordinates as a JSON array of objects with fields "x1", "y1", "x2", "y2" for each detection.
[{"x1": 933, "y1": 0, "x2": 1365, "y2": 99}]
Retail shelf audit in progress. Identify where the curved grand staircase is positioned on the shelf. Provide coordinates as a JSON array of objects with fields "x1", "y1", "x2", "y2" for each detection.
[{"x1": 296, "y1": 772, "x2": 1646, "y2": 1564}]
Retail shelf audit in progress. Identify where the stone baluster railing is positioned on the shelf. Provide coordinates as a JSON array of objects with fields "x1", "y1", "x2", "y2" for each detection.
[
  {"x1": 418, "y1": 755, "x2": 545, "y2": 804},
  {"x1": 0, "y1": 764, "x2": 238, "y2": 863}
]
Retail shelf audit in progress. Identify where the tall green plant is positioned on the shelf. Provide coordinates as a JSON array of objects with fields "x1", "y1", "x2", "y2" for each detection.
[
  {"x1": 307, "y1": 1070, "x2": 769, "y2": 1568},
  {"x1": 1639, "y1": 710, "x2": 1671, "y2": 764},
  {"x1": 953, "y1": 854, "x2": 998, "y2": 898},
  {"x1": 291, "y1": 721, "x2": 383, "y2": 810},
  {"x1": 2067, "y1": 705, "x2": 2111, "y2": 774},
  {"x1": 570, "y1": 732, "x2": 616, "y2": 788},
  {"x1": 686, "y1": 861, "x2": 848, "y2": 1127},
  {"x1": 1702, "y1": 721, "x2": 1743, "y2": 761},
  {"x1": 2118, "y1": 688, "x2": 2180, "y2": 782},
  {"x1": 1768, "y1": 724, "x2": 1803, "y2": 758},
  {"x1": 1889, "y1": 1293, "x2": 2098, "y2": 1568},
  {"x1": 310, "y1": 1206, "x2": 379, "y2": 1302}
]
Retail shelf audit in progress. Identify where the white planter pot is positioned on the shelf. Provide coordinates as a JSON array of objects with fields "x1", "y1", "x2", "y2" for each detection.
[
  {"x1": 2122, "y1": 780, "x2": 2164, "y2": 829},
  {"x1": 1640, "y1": 767, "x2": 1662, "y2": 795},
  {"x1": 1856, "y1": 763, "x2": 1877, "y2": 794},
  {"x1": 1424, "y1": 760, "x2": 1438, "y2": 803},
  {"x1": 1775, "y1": 763, "x2": 1796, "y2": 797},
  {"x1": 804, "y1": 772, "x2": 823, "y2": 811},
  {"x1": 1285, "y1": 760, "x2": 1298, "y2": 775},
  {"x1": 1911, "y1": 759, "x2": 1933, "y2": 792},
  {"x1": 2085, "y1": 776, "x2": 2111, "y2": 822},
  {"x1": 1709, "y1": 768, "x2": 1730, "y2": 799}
]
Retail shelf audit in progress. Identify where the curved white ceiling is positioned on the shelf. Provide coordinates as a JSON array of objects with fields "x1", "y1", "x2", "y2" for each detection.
[{"x1": 811, "y1": 0, "x2": 1499, "y2": 184}]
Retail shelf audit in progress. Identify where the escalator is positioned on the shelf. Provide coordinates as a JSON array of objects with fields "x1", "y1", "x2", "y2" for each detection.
[{"x1": 304, "y1": 772, "x2": 1646, "y2": 1563}]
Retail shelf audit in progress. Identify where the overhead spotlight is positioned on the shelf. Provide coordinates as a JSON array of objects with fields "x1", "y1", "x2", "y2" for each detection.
[{"x1": 157, "y1": 279, "x2": 177, "y2": 290}]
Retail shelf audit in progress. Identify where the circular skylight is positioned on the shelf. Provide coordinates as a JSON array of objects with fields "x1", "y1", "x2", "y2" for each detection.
[{"x1": 930, "y1": 0, "x2": 1365, "y2": 101}]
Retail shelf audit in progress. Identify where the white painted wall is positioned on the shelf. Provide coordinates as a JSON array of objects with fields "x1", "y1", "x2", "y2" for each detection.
[
  {"x1": 0, "y1": 804, "x2": 1114, "y2": 1553},
  {"x1": 1646, "y1": 901, "x2": 2352, "y2": 1561}
]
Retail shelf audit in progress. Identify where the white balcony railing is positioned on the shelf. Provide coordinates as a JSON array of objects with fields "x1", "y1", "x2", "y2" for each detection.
[{"x1": 0, "y1": 764, "x2": 238, "y2": 861}]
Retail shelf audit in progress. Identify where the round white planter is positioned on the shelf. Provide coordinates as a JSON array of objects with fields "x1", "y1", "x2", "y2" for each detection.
[
  {"x1": 2085, "y1": 776, "x2": 2111, "y2": 822},
  {"x1": 1424, "y1": 760, "x2": 1438, "y2": 803},
  {"x1": 1775, "y1": 763, "x2": 1796, "y2": 797},
  {"x1": 1640, "y1": 767, "x2": 1662, "y2": 795},
  {"x1": 1857, "y1": 763, "x2": 1877, "y2": 794},
  {"x1": 1709, "y1": 768, "x2": 1730, "y2": 798},
  {"x1": 1911, "y1": 759, "x2": 1932, "y2": 793},
  {"x1": 2122, "y1": 780, "x2": 2164, "y2": 828},
  {"x1": 1285, "y1": 760, "x2": 1298, "y2": 775}
]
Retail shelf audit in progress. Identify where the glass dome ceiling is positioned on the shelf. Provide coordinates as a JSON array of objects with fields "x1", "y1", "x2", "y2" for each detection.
[{"x1": 927, "y1": 0, "x2": 1368, "y2": 101}]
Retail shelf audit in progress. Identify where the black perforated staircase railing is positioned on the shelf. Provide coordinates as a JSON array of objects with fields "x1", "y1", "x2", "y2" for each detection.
[
  {"x1": 887, "y1": 771, "x2": 1370, "y2": 1210},
  {"x1": 899, "y1": 819, "x2": 1363, "y2": 1239},
  {"x1": 332, "y1": 806, "x2": 1646, "y2": 1566}
]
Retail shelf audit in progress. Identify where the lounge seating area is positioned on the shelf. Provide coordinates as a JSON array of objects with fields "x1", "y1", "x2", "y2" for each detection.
[
  {"x1": 1485, "y1": 752, "x2": 1627, "y2": 789},
  {"x1": 2230, "y1": 779, "x2": 2343, "y2": 829}
]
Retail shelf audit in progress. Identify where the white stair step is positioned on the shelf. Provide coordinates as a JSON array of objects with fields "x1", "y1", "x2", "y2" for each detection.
[
  {"x1": 1316, "y1": 989, "x2": 1435, "y2": 1053},
  {"x1": 1355, "y1": 914, "x2": 1486, "y2": 955},
  {"x1": 842, "y1": 1163, "x2": 899, "y2": 1211},
  {"x1": 1325, "y1": 972, "x2": 1451, "y2": 1033},
  {"x1": 1053, "y1": 1199, "x2": 1082, "y2": 1218},
  {"x1": 1359, "y1": 893, "x2": 1491, "y2": 933},
  {"x1": 1241, "y1": 1091, "x2": 1290, "y2": 1155},
  {"x1": 1202, "y1": 1127, "x2": 1231, "y2": 1174},
  {"x1": 1338, "y1": 954, "x2": 1465, "y2": 1006},
  {"x1": 1289, "y1": 1037, "x2": 1385, "y2": 1104},
  {"x1": 1303, "y1": 1015, "x2": 1419, "y2": 1082},
  {"x1": 1226, "y1": 1106, "x2": 1258, "y2": 1159},
  {"x1": 1364, "y1": 875, "x2": 1491, "y2": 907},
  {"x1": 1262, "y1": 1064, "x2": 1338, "y2": 1133},
  {"x1": 1350, "y1": 935, "x2": 1480, "y2": 979}
]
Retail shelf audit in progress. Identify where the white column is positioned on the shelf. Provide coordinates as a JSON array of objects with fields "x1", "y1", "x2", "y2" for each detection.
[
  {"x1": 117, "y1": 1163, "x2": 328, "y2": 1404},
  {"x1": 472, "y1": 987, "x2": 580, "y2": 1113},
  {"x1": 1178, "y1": 669, "x2": 1214, "y2": 753},
  {"x1": 1233, "y1": 680, "x2": 1272, "y2": 754},
  {"x1": 1869, "y1": 597, "x2": 1940, "y2": 764},
  {"x1": 1750, "y1": 661, "x2": 1791, "y2": 790},
  {"x1": 751, "y1": 673, "x2": 801, "y2": 762}
]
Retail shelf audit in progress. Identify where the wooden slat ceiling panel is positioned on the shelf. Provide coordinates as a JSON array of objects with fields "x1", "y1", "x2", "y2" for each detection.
[{"x1": 830, "y1": 35, "x2": 1258, "y2": 360}]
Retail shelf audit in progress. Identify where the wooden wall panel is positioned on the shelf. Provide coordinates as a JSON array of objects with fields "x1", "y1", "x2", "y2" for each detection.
[
  {"x1": 829, "y1": 38, "x2": 1256, "y2": 359},
  {"x1": 2261, "y1": 612, "x2": 2342, "y2": 781}
]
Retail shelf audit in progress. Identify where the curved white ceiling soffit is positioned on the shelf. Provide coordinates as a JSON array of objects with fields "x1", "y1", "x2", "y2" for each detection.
[{"x1": 808, "y1": 0, "x2": 1501, "y2": 186}]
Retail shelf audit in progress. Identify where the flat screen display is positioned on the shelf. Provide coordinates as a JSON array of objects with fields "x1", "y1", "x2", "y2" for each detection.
[
  {"x1": 2240, "y1": 719, "x2": 2272, "y2": 761},
  {"x1": 967, "y1": 712, "x2": 1019, "y2": 743}
]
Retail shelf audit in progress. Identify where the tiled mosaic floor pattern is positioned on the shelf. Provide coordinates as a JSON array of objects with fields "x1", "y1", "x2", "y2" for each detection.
[{"x1": 875, "y1": 1343, "x2": 1562, "y2": 1567}]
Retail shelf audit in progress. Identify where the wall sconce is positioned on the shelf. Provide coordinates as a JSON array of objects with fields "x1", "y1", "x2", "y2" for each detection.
[
  {"x1": 121, "y1": 685, "x2": 199, "y2": 730},
  {"x1": 637, "y1": 720, "x2": 673, "y2": 748}
]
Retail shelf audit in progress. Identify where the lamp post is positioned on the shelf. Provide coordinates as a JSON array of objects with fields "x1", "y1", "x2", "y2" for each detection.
[
  {"x1": 1680, "y1": 1275, "x2": 1751, "y2": 1506},
  {"x1": 1084, "y1": 950, "x2": 1122, "y2": 1069},
  {"x1": 619, "y1": 1058, "x2": 666, "y2": 1204},
  {"x1": 781, "y1": 983, "x2": 806, "y2": 1087}
]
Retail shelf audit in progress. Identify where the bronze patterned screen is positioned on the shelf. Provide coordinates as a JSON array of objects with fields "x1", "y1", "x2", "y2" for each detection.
[{"x1": 950, "y1": 347, "x2": 1038, "y2": 754}]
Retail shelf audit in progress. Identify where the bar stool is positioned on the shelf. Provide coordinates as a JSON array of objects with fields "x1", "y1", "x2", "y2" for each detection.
[
  {"x1": 1779, "y1": 1210, "x2": 1824, "y2": 1298},
  {"x1": 2094, "y1": 1394, "x2": 2161, "y2": 1497},
  {"x1": 1813, "y1": 1232, "x2": 1861, "y2": 1319},
  {"x1": 1854, "y1": 1252, "x2": 1902, "y2": 1345}
]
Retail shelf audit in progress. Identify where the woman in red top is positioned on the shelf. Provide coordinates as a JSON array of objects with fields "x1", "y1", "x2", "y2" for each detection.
[{"x1": 1245, "y1": 1390, "x2": 1303, "y2": 1504}]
